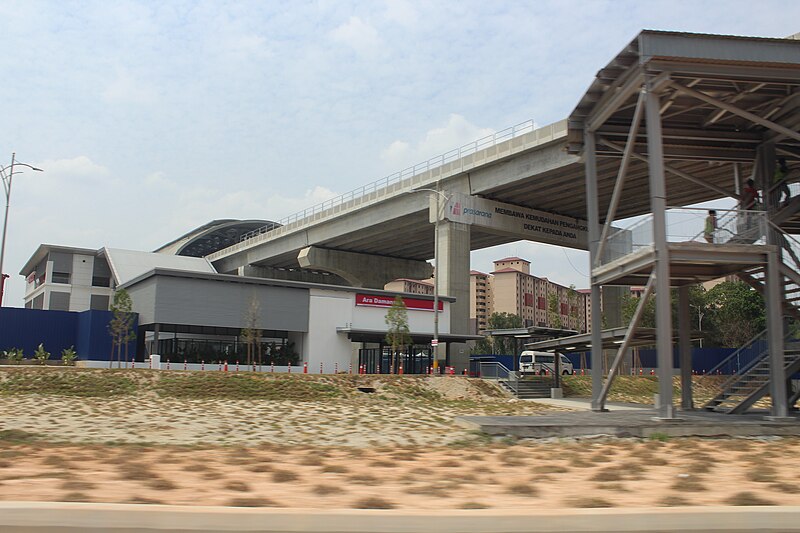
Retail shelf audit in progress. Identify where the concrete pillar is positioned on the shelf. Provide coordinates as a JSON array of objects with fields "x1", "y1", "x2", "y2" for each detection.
[
  {"x1": 766, "y1": 249, "x2": 789, "y2": 418},
  {"x1": 645, "y1": 79, "x2": 675, "y2": 419},
  {"x1": 436, "y1": 220, "x2": 471, "y2": 370},
  {"x1": 298, "y1": 246, "x2": 433, "y2": 289},
  {"x1": 584, "y1": 130, "x2": 605, "y2": 411},
  {"x1": 678, "y1": 285, "x2": 693, "y2": 410}
]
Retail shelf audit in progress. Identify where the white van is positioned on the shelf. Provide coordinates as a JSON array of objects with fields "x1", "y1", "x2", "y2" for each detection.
[{"x1": 519, "y1": 351, "x2": 574, "y2": 376}]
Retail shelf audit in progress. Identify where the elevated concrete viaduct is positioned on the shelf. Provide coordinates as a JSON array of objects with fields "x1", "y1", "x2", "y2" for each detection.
[{"x1": 206, "y1": 31, "x2": 797, "y2": 377}]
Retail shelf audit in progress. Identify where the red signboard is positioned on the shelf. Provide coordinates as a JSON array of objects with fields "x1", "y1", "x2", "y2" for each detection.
[{"x1": 356, "y1": 294, "x2": 443, "y2": 312}]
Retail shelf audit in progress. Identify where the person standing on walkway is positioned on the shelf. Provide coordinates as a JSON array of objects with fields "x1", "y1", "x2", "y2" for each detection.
[
  {"x1": 742, "y1": 178, "x2": 760, "y2": 210},
  {"x1": 774, "y1": 157, "x2": 791, "y2": 208},
  {"x1": 739, "y1": 179, "x2": 761, "y2": 239},
  {"x1": 704, "y1": 210, "x2": 717, "y2": 243}
]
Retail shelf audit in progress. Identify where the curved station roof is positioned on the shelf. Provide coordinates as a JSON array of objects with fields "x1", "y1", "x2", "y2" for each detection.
[{"x1": 154, "y1": 219, "x2": 280, "y2": 257}]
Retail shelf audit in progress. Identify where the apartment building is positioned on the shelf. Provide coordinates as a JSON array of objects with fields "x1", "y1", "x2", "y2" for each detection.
[
  {"x1": 470, "y1": 257, "x2": 588, "y2": 334},
  {"x1": 383, "y1": 278, "x2": 434, "y2": 295}
]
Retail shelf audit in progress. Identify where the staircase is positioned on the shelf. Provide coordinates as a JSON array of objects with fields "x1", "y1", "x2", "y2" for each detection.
[
  {"x1": 512, "y1": 377, "x2": 554, "y2": 399},
  {"x1": 738, "y1": 263, "x2": 800, "y2": 320},
  {"x1": 705, "y1": 209, "x2": 800, "y2": 414},
  {"x1": 704, "y1": 340, "x2": 800, "y2": 414}
]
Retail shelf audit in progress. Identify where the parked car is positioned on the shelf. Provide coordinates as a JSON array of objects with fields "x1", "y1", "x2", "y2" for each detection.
[{"x1": 519, "y1": 351, "x2": 573, "y2": 375}]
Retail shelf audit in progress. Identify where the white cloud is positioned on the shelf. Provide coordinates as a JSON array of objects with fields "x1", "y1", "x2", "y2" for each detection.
[
  {"x1": 223, "y1": 34, "x2": 273, "y2": 59},
  {"x1": 38, "y1": 156, "x2": 108, "y2": 178},
  {"x1": 380, "y1": 114, "x2": 495, "y2": 169},
  {"x1": 330, "y1": 16, "x2": 381, "y2": 56},
  {"x1": 102, "y1": 68, "x2": 158, "y2": 105},
  {"x1": 384, "y1": 0, "x2": 418, "y2": 26}
]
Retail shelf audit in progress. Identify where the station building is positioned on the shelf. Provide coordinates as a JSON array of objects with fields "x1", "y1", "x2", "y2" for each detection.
[{"x1": 16, "y1": 221, "x2": 472, "y2": 373}]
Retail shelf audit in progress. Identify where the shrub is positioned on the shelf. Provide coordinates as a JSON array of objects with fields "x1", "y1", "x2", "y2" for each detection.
[
  {"x1": 3, "y1": 348, "x2": 24, "y2": 364},
  {"x1": 33, "y1": 344, "x2": 50, "y2": 365},
  {"x1": 61, "y1": 346, "x2": 78, "y2": 366}
]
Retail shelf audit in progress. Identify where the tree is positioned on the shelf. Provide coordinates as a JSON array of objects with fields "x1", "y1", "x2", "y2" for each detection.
[
  {"x1": 109, "y1": 289, "x2": 135, "y2": 368},
  {"x1": 240, "y1": 295, "x2": 262, "y2": 367},
  {"x1": 706, "y1": 281, "x2": 765, "y2": 347},
  {"x1": 385, "y1": 296, "x2": 412, "y2": 373},
  {"x1": 473, "y1": 312, "x2": 522, "y2": 355},
  {"x1": 547, "y1": 292, "x2": 562, "y2": 329},
  {"x1": 567, "y1": 284, "x2": 579, "y2": 330}
]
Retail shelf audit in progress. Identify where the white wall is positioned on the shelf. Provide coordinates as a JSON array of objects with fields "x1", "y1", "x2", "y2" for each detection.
[
  {"x1": 305, "y1": 289, "x2": 355, "y2": 371},
  {"x1": 351, "y1": 299, "x2": 450, "y2": 334},
  {"x1": 69, "y1": 254, "x2": 95, "y2": 311}
]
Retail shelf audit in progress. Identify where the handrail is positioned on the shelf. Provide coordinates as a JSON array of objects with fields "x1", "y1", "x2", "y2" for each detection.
[
  {"x1": 236, "y1": 119, "x2": 536, "y2": 243},
  {"x1": 206, "y1": 119, "x2": 575, "y2": 261},
  {"x1": 705, "y1": 328, "x2": 767, "y2": 377}
]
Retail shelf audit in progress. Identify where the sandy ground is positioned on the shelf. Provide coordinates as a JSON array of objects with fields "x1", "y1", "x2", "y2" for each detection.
[
  {"x1": 0, "y1": 383, "x2": 799, "y2": 510},
  {"x1": 0, "y1": 437, "x2": 798, "y2": 510}
]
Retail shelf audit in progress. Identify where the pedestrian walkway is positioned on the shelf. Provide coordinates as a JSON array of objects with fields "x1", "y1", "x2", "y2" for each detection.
[
  {"x1": 528, "y1": 397, "x2": 650, "y2": 411},
  {"x1": 456, "y1": 409, "x2": 800, "y2": 439}
]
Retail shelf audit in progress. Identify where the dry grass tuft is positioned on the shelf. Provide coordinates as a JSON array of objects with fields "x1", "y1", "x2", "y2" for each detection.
[
  {"x1": 460, "y1": 501, "x2": 490, "y2": 509},
  {"x1": 724, "y1": 491, "x2": 776, "y2": 506},
  {"x1": 321, "y1": 464, "x2": 348, "y2": 474},
  {"x1": 61, "y1": 491, "x2": 91, "y2": 502},
  {"x1": 117, "y1": 462, "x2": 153, "y2": 481},
  {"x1": 247, "y1": 463, "x2": 273, "y2": 473},
  {"x1": 59, "y1": 480, "x2": 97, "y2": 491},
  {"x1": 228, "y1": 497, "x2": 277, "y2": 507},
  {"x1": 353, "y1": 496, "x2": 395, "y2": 509},
  {"x1": 224, "y1": 480, "x2": 251, "y2": 492},
  {"x1": 312, "y1": 484, "x2": 342, "y2": 496},
  {"x1": 349, "y1": 474, "x2": 382, "y2": 485},
  {"x1": 659, "y1": 495, "x2": 690, "y2": 507},
  {"x1": 590, "y1": 468, "x2": 623, "y2": 483},
  {"x1": 272, "y1": 469, "x2": 299, "y2": 483},
  {"x1": 671, "y1": 476, "x2": 706, "y2": 492},
  {"x1": 147, "y1": 477, "x2": 178, "y2": 491},
  {"x1": 534, "y1": 464, "x2": 569, "y2": 474},
  {"x1": 126, "y1": 496, "x2": 164, "y2": 505},
  {"x1": 567, "y1": 496, "x2": 616, "y2": 508},
  {"x1": 746, "y1": 467, "x2": 778, "y2": 483},
  {"x1": 505, "y1": 482, "x2": 538, "y2": 496}
]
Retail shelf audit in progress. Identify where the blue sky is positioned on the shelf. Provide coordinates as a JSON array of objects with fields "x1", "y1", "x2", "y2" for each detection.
[{"x1": 0, "y1": 0, "x2": 797, "y2": 305}]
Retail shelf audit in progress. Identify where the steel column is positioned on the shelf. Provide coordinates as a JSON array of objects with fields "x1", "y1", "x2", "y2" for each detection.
[
  {"x1": 766, "y1": 249, "x2": 788, "y2": 418},
  {"x1": 596, "y1": 91, "x2": 646, "y2": 266},
  {"x1": 678, "y1": 285, "x2": 693, "y2": 410},
  {"x1": 597, "y1": 272, "x2": 655, "y2": 410},
  {"x1": 645, "y1": 81, "x2": 675, "y2": 419},
  {"x1": 585, "y1": 130, "x2": 604, "y2": 411}
]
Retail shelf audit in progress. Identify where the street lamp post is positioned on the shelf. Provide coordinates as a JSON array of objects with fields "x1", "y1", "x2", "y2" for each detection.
[
  {"x1": 0, "y1": 153, "x2": 43, "y2": 306},
  {"x1": 407, "y1": 186, "x2": 451, "y2": 373},
  {"x1": 690, "y1": 303, "x2": 705, "y2": 348}
]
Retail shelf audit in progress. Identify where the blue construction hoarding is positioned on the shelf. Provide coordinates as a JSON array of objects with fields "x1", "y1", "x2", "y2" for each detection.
[{"x1": 0, "y1": 307, "x2": 137, "y2": 362}]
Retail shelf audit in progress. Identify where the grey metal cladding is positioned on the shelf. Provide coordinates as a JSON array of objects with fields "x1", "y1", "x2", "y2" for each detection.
[
  {"x1": 148, "y1": 277, "x2": 309, "y2": 331},
  {"x1": 49, "y1": 252, "x2": 73, "y2": 273},
  {"x1": 49, "y1": 291, "x2": 70, "y2": 311},
  {"x1": 639, "y1": 32, "x2": 800, "y2": 65},
  {"x1": 126, "y1": 277, "x2": 158, "y2": 325}
]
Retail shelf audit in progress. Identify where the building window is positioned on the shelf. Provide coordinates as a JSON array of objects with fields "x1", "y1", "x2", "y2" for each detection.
[
  {"x1": 51, "y1": 272, "x2": 70, "y2": 284},
  {"x1": 537, "y1": 296, "x2": 546, "y2": 310},
  {"x1": 92, "y1": 276, "x2": 111, "y2": 288}
]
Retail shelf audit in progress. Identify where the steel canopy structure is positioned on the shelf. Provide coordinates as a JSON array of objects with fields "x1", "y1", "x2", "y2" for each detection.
[{"x1": 568, "y1": 31, "x2": 800, "y2": 418}]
